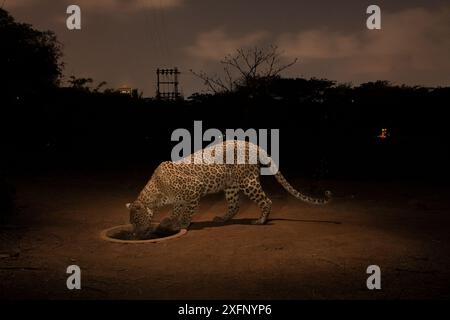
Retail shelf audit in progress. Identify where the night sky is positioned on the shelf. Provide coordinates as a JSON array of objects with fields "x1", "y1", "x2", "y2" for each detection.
[{"x1": 6, "y1": 0, "x2": 450, "y2": 96}]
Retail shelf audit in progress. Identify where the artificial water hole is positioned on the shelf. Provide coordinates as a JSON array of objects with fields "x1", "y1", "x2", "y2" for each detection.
[{"x1": 101, "y1": 224, "x2": 187, "y2": 243}]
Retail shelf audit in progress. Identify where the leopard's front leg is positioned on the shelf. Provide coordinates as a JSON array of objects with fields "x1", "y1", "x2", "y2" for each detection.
[
  {"x1": 159, "y1": 200, "x2": 199, "y2": 231},
  {"x1": 160, "y1": 179, "x2": 203, "y2": 231},
  {"x1": 214, "y1": 186, "x2": 240, "y2": 223},
  {"x1": 175, "y1": 200, "x2": 199, "y2": 229},
  {"x1": 157, "y1": 203, "x2": 189, "y2": 231}
]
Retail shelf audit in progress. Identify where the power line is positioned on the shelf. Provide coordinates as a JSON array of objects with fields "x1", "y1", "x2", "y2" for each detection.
[
  {"x1": 147, "y1": 0, "x2": 173, "y2": 66},
  {"x1": 148, "y1": 0, "x2": 166, "y2": 64},
  {"x1": 146, "y1": 2, "x2": 164, "y2": 62},
  {"x1": 158, "y1": 0, "x2": 173, "y2": 65}
]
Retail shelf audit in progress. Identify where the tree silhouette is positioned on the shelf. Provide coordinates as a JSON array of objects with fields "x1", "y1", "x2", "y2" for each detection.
[
  {"x1": 191, "y1": 45, "x2": 297, "y2": 94},
  {"x1": 0, "y1": 8, "x2": 62, "y2": 100},
  {"x1": 67, "y1": 76, "x2": 94, "y2": 91}
]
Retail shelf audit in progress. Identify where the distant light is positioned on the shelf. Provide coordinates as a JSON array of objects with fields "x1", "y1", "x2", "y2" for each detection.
[
  {"x1": 377, "y1": 128, "x2": 389, "y2": 139},
  {"x1": 118, "y1": 86, "x2": 133, "y2": 96}
]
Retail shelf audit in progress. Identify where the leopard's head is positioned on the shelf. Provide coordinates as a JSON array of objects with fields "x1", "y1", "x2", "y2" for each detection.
[{"x1": 126, "y1": 201, "x2": 154, "y2": 238}]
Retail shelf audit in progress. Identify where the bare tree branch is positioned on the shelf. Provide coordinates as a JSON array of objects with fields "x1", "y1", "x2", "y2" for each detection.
[{"x1": 191, "y1": 45, "x2": 298, "y2": 94}]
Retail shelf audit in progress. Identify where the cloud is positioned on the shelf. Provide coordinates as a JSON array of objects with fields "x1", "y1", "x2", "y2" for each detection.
[
  {"x1": 6, "y1": 0, "x2": 183, "y2": 11},
  {"x1": 278, "y1": 30, "x2": 361, "y2": 59},
  {"x1": 277, "y1": 6, "x2": 450, "y2": 85},
  {"x1": 186, "y1": 29, "x2": 269, "y2": 61}
]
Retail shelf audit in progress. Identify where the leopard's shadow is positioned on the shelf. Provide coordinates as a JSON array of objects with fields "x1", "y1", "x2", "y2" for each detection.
[{"x1": 188, "y1": 217, "x2": 342, "y2": 230}]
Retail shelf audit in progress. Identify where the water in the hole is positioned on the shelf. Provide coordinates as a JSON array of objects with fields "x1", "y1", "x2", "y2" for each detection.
[{"x1": 112, "y1": 226, "x2": 178, "y2": 241}]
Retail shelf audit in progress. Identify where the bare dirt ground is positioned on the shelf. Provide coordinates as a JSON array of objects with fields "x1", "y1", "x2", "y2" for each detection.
[{"x1": 1, "y1": 170, "x2": 450, "y2": 299}]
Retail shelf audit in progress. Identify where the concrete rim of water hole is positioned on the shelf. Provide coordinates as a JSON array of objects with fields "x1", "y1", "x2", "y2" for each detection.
[{"x1": 100, "y1": 223, "x2": 188, "y2": 244}]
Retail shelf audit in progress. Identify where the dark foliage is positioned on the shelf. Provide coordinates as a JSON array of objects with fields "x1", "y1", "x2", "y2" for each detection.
[
  {"x1": 1, "y1": 79, "x2": 449, "y2": 182},
  {"x1": 0, "y1": 8, "x2": 62, "y2": 101}
]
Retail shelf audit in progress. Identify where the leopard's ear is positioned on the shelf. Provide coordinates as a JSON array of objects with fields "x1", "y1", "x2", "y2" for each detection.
[{"x1": 125, "y1": 203, "x2": 132, "y2": 209}]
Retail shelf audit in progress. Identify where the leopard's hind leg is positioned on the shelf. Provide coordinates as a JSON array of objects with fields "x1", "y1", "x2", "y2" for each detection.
[
  {"x1": 213, "y1": 186, "x2": 240, "y2": 223},
  {"x1": 241, "y1": 176, "x2": 272, "y2": 225}
]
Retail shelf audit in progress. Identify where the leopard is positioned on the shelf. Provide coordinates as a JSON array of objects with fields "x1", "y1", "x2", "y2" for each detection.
[{"x1": 126, "y1": 140, "x2": 331, "y2": 236}]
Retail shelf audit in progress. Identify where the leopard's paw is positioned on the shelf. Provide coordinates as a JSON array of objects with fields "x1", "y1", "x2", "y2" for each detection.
[
  {"x1": 251, "y1": 218, "x2": 267, "y2": 225},
  {"x1": 213, "y1": 216, "x2": 227, "y2": 223},
  {"x1": 159, "y1": 217, "x2": 174, "y2": 228}
]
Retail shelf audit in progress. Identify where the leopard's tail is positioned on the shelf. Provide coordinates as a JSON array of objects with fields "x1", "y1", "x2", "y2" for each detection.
[
  {"x1": 257, "y1": 145, "x2": 331, "y2": 205},
  {"x1": 274, "y1": 171, "x2": 332, "y2": 205}
]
